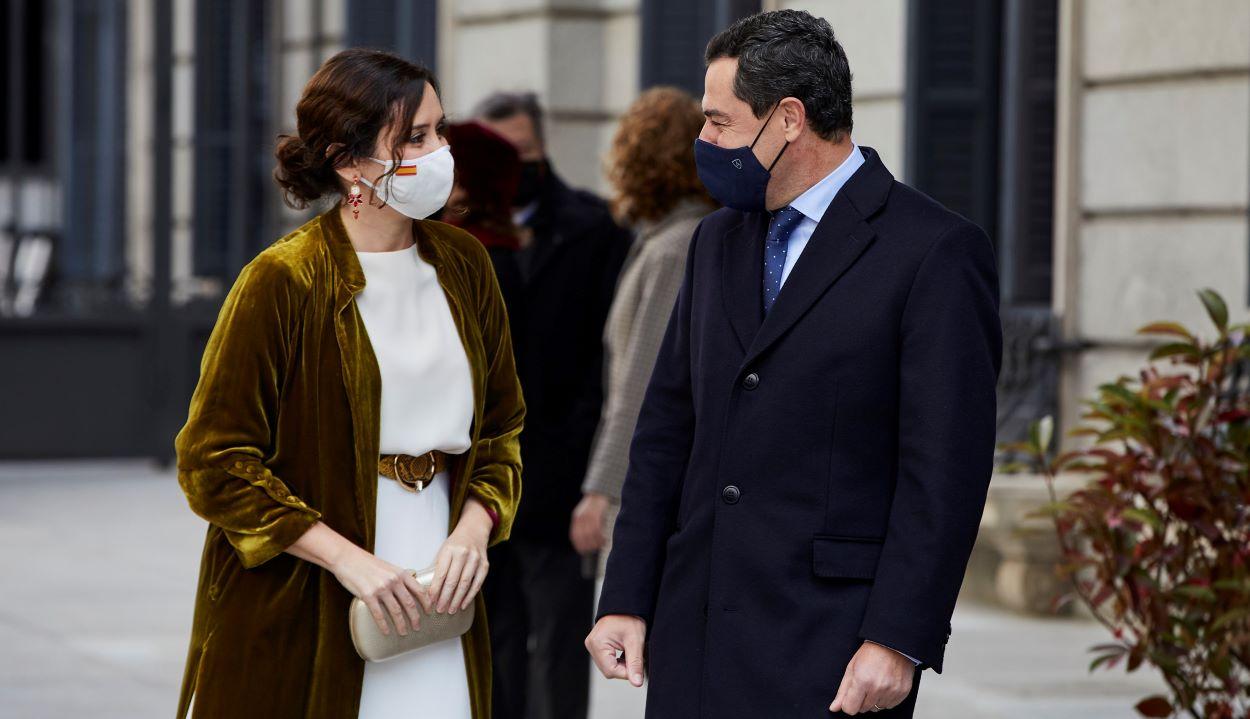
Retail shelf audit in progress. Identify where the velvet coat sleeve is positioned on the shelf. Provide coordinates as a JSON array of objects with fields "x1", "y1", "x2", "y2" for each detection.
[
  {"x1": 857, "y1": 221, "x2": 1002, "y2": 672},
  {"x1": 173, "y1": 255, "x2": 322, "y2": 569},
  {"x1": 463, "y1": 236, "x2": 525, "y2": 547}
]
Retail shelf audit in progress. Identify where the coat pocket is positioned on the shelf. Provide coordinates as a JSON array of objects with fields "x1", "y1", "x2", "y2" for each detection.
[{"x1": 811, "y1": 534, "x2": 885, "y2": 580}]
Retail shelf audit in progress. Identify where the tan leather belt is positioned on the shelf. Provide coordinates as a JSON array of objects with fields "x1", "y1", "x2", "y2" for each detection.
[{"x1": 378, "y1": 450, "x2": 450, "y2": 493}]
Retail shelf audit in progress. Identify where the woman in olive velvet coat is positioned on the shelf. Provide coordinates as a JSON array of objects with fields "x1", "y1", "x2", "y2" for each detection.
[{"x1": 173, "y1": 50, "x2": 523, "y2": 718}]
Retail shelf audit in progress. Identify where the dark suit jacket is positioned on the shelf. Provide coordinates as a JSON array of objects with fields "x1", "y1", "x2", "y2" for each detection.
[
  {"x1": 507, "y1": 171, "x2": 631, "y2": 542},
  {"x1": 597, "y1": 147, "x2": 1002, "y2": 717}
]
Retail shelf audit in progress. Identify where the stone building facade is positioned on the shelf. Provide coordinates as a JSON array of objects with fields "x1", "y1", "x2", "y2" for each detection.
[{"x1": 3, "y1": 0, "x2": 1247, "y2": 614}]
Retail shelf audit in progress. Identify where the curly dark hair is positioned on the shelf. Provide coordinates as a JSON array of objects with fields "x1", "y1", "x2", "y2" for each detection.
[
  {"x1": 605, "y1": 87, "x2": 713, "y2": 225},
  {"x1": 705, "y1": 9, "x2": 853, "y2": 141},
  {"x1": 273, "y1": 48, "x2": 440, "y2": 209}
]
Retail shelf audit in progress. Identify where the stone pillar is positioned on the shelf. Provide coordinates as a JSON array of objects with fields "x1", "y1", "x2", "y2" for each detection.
[
  {"x1": 1055, "y1": 0, "x2": 1250, "y2": 439},
  {"x1": 437, "y1": 0, "x2": 640, "y2": 194},
  {"x1": 770, "y1": 0, "x2": 909, "y2": 178}
]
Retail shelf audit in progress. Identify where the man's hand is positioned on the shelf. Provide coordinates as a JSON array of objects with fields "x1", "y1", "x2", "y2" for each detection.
[
  {"x1": 829, "y1": 641, "x2": 915, "y2": 714},
  {"x1": 570, "y1": 492, "x2": 612, "y2": 555},
  {"x1": 585, "y1": 614, "x2": 647, "y2": 687}
]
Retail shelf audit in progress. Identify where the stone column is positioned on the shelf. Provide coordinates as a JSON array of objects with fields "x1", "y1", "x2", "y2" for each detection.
[
  {"x1": 770, "y1": 0, "x2": 909, "y2": 178},
  {"x1": 1057, "y1": 0, "x2": 1250, "y2": 437},
  {"x1": 438, "y1": 0, "x2": 640, "y2": 194}
]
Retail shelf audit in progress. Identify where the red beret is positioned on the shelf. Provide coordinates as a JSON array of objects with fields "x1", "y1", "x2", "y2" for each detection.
[{"x1": 447, "y1": 121, "x2": 522, "y2": 212}]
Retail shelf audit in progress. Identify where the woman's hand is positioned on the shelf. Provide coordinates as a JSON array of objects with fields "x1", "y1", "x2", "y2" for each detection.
[
  {"x1": 328, "y1": 543, "x2": 430, "y2": 637},
  {"x1": 286, "y1": 521, "x2": 430, "y2": 636},
  {"x1": 428, "y1": 496, "x2": 494, "y2": 615}
]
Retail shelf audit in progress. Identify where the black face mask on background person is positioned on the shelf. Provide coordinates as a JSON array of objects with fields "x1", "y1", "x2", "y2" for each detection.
[{"x1": 513, "y1": 159, "x2": 547, "y2": 207}]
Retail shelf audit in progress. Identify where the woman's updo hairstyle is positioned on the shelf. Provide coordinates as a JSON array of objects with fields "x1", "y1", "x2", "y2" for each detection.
[{"x1": 274, "y1": 48, "x2": 440, "y2": 209}]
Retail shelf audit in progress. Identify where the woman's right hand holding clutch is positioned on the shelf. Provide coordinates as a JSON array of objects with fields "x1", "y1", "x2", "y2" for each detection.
[{"x1": 286, "y1": 521, "x2": 431, "y2": 637}]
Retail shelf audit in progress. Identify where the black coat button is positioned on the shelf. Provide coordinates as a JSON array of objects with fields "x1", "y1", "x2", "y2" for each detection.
[
  {"x1": 722, "y1": 485, "x2": 741, "y2": 504},
  {"x1": 742, "y1": 373, "x2": 760, "y2": 390}
]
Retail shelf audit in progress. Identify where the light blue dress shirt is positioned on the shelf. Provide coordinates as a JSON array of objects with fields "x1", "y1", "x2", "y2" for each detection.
[
  {"x1": 775, "y1": 143, "x2": 865, "y2": 289},
  {"x1": 772, "y1": 144, "x2": 923, "y2": 669}
]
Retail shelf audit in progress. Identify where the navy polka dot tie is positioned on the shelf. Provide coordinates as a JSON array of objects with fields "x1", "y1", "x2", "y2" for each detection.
[{"x1": 762, "y1": 206, "x2": 804, "y2": 314}]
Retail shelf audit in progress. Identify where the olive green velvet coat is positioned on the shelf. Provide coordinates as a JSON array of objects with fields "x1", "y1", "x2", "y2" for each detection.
[{"x1": 173, "y1": 205, "x2": 524, "y2": 718}]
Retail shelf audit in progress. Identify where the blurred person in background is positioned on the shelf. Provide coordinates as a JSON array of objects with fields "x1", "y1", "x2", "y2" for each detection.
[
  {"x1": 441, "y1": 120, "x2": 525, "y2": 316},
  {"x1": 173, "y1": 49, "x2": 523, "y2": 719},
  {"x1": 570, "y1": 86, "x2": 714, "y2": 573},
  {"x1": 472, "y1": 90, "x2": 631, "y2": 719}
]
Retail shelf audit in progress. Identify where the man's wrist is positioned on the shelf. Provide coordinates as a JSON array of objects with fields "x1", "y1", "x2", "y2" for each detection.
[{"x1": 864, "y1": 639, "x2": 921, "y2": 666}]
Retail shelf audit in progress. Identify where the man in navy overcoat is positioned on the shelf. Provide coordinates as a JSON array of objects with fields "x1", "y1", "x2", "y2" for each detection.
[{"x1": 586, "y1": 10, "x2": 1003, "y2": 718}]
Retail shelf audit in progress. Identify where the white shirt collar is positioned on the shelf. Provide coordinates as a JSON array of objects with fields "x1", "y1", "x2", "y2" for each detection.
[
  {"x1": 512, "y1": 200, "x2": 540, "y2": 227},
  {"x1": 788, "y1": 144, "x2": 866, "y2": 224}
]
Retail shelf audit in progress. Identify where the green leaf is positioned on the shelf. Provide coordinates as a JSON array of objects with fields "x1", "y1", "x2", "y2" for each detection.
[
  {"x1": 1134, "y1": 695, "x2": 1172, "y2": 717},
  {"x1": 1149, "y1": 342, "x2": 1200, "y2": 361},
  {"x1": 1147, "y1": 650, "x2": 1180, "y2": 671},
  {"x1": 1100, "y1": 383, "x2": 1141, "y2": 407},
  {"x1": 1089, "y1": 652, "x2": 1122, "y2": 672},
  {"x1": 1212, "y1": 578, "x2": 1250, "y2": 593},
  {"x1": 1121, "y1": 507, "x2": 1163, "y2": 532},
  {"x1": 1212, "y1": 607, "x2": 1250, "y2": 630},
  {"x1": 1198, "y1": 288, "x2": 1228, "y2": 332},
  {"x1": 1172, "y1": 584, "x2": 1217, "y2": 602},
  {"x1": 1137, "y1": 321, "x2": 1195, "y2": 340}
]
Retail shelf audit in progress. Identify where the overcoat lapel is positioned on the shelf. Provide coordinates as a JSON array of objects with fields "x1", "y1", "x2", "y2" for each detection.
[
  {"x1": 735, "y1": 146, "x2": 896, "y2": 367},
  {"x1": 721, "y1": 212, "x2": 767, "y2": 352},
  {"x1": 743, "y1": 193, "x2": 876, "y2": 366}
]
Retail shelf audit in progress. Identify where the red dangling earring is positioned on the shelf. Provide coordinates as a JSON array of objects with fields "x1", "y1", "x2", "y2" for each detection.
[{"x1": 347, "y1": 178, "x2": 364, "y2": 219}]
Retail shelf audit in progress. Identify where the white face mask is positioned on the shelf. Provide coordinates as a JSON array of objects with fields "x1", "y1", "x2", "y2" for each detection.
[{"x1": 360, "y1": 144, "x2": 455, "y2": 220}]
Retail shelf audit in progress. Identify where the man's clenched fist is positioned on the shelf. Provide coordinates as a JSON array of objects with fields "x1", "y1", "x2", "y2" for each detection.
[{"x1": 585, "y1": 614, "x2": 647, "y2": 687}]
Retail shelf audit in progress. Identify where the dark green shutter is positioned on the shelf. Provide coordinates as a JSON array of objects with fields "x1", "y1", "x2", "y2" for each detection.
[
  {"x1": 193, "y1": 0, "x2": 272, "y2": 278},
  {"x1": 999, "y1": 0, "x2": 1058, "y2": 305},
  {"x1": 346, "y1": 0, "x2": 438, "y2": 70},
  {"x1": 905, "y1": 0, "x2": 1002, "y2": 245},
  {"x1": 640, "y1": 0, "x2": 759, "y2": 96}
]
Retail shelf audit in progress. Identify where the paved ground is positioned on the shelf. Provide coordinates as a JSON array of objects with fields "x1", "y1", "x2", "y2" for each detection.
[{"x1": 1, "y1": 461, "x2": 1166, "y2": 718}]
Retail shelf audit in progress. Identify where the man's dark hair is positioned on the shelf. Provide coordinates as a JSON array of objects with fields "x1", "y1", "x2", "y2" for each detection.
[
  {"x1": 472, "y1": 91, "x2": 546, "y2": 146},
  {"x1": 705, "y1": 9, "x2": 853, "y2": 141}
]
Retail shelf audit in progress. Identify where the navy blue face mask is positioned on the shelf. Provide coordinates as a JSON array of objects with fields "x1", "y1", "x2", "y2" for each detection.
[{"x1": 694, "y1": 103, "x2": 790, "y2": 212}]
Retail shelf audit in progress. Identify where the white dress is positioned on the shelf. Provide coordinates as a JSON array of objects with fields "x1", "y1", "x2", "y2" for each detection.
[{"x1": 353, "y1": 242, "x2": 476, "y2": 719}]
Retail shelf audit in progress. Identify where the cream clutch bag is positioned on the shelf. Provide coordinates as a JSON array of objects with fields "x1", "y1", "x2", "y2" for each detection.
[{"x1": 349, "y1": 566, "x2": 475, "y2": 662}]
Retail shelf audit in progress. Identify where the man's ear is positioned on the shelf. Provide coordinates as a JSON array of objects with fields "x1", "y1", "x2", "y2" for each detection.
[{"x1": 779, "y1": 96, "x2": 807, "y2": 142}]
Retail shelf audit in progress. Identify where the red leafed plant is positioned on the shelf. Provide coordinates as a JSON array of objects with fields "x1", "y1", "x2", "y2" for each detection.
[{"x1": 1001, "y1": 289, "x2": 1250, "y2": 719}]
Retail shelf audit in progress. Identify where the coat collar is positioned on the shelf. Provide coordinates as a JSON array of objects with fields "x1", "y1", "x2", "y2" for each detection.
[
  {"x1": 721, "y1": 145, "x2": 894, "y2": 362},
  {"x1": 319, "y1": 203, "x2": 452, "y2": 310},
  {"x1": 320, "y1": 203, "x2": 367, "y2": 307},
  {"x1": 637, "y1": 198, "x2": 713, "y2": 243}
]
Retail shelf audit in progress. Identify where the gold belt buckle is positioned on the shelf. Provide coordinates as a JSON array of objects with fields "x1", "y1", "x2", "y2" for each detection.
[{"x1": 394, "y1": 451, "x2": 436, "y2": 493}]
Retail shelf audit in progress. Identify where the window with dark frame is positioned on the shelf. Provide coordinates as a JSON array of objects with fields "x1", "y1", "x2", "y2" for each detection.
[
  {"x1": 640, "y1": 0, "x2": 760, "y2": 96},
  {"x1": 193, "y1": 0, "x2": 274, "y2": 282},
  {"x1": 346, "y1": 0, "x2": 438, "y2": 70},
  {"x1": 1, "y1": 0, "x2": 129, "y2": 314},
  {"x1": 906, "y1": 0, "x2": 1061, "y2": 443},
  {"x1": 0, "y1": 0, "x2": 50, "y2": 168},
  {"x1": 905, "y1": 0, "x2": 1058, "y2": 308}
]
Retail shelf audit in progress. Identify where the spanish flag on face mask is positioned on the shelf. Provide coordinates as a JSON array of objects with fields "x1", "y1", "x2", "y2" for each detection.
[{"x1": 394, "y1": 164, "x2": 418, "y2": 176}]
